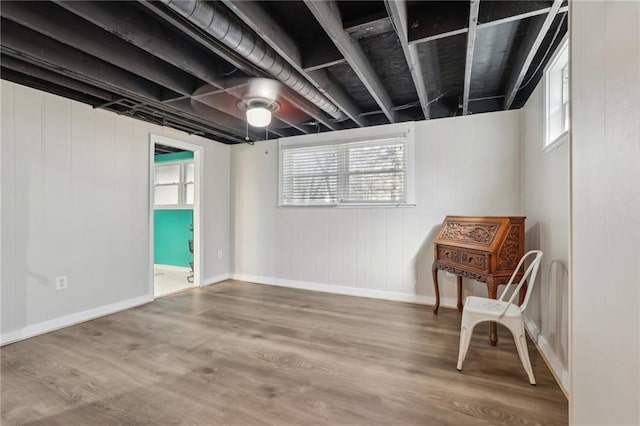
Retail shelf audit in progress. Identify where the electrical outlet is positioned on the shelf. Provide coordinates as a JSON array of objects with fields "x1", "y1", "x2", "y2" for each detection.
[
  {"x1": 55, "y1": 275, "x2": 68, "y2": 290},
  {"x1": 217, "y1": 250, "x2": 223, "y2": 260}
]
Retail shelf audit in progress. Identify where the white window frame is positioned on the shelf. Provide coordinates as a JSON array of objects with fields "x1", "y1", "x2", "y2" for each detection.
[
  {"x1": 543, "y1": 36, "x2": 570, "y2": 152},
  {"x1": 278, "y1": 125, "x2": 416, "y2": 208},
  {"x1": 153, "y1": 158, "x2": 194, "y2": 209}
]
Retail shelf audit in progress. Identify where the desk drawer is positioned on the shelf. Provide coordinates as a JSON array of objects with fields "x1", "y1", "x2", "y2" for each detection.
[
  {"x1": 459, "y1": 250, "x2": 489, "y2": 272},
  {"x1": 437, "y1": 246, "x2": 489, "y2": 273},
  {"x1": 437, "y1": 246, "x2": 459, "y2": 262}
]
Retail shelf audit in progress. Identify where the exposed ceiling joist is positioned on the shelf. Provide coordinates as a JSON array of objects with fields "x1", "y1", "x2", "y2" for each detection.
[
  {"x1": 56, "y1": 0, "x2": 332, "y2": 133},
  {"x1": 503, "y1": 0, "x2": 564, "y2": 109},
  {"x1": 129, "y1": 103, "x2": 246, "y2": 141},
  {"x1": 1, "y1": 19, "x2": 258, "y2": 143},
  {"x1": 1, "y1": 19, "x2": 159, "y2": 99},
  {"x1": 221, "y1": 0, "x2": 366, "y2": 127},
  {"x1": 54, "y1": 1, "x2": 306, "y2": 135},
  {"x1": 53, "y1": 1, "x2": 231, "y2": 89},
  {"x1": 344, "y1": 13, "x2": 393, "y2": 39},
  {"x1": 122, "y1": 100, "x2": 270, "y2": 140},
  {"x1": 462, "y1": 0, "x2": 480, "y2": 116},
  {"x1": 304, "y1": 0, "x2": 398, "y2": 123},
  {"x1": 134, "y1": 1, "x2": 261, "y2": 79},
  {"x1": 478, "y1": 1, "x2": 565, "y2": 26},
  {"x1": 148, "y1": 118, "x2": 204, "y2": 136},
  {"x1": 1, "y1": 54, "x2": 115, "y2": 102},
  {"x1": 1, "y1": 0, "x2": 569, "y2": 142},
  {"x1": 149, "y1": 0, "x2": 340, "y2": 132},
  {"x1": 2, "y1": 2, "x2": 191, "y2": 99},
  {"x1": 47, "y1": 1, "x2": 300, "y2": 133},
  {"x1": 385, "y1": 0, "x2": 430, "y2": 120},
  {"x1": 306, "y1": 68, "x2": 365, "y2": 124},
  {"x1": 187, "y1": 83, "x2": 250, "y2": 101},
  {"x1": 1, "y1": 66, "x2": 107, "y2": 108},
  {"x1": 302, "y1": 57, "x2": 346, "y2": 73},
  {"x1": 219, "y1": 1, "x2": 300, "y2": 69},
  {"x1": 301, "y1": 40, "x2": 346, "y2": 72},
  {"x1": 409, "y1": 2, "x2": 568, "y2": 45},
  {"x1": 406, "y1": 0, "x2": 468, "y2": 46}
]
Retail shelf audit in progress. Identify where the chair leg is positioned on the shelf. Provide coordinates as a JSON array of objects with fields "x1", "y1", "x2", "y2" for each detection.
[
  {"x1": 457, "y1": 316, "x2": 475, "y2": 371},
  {"x1": 510, "y1": 321, "x2": 536, "y2": 385}
]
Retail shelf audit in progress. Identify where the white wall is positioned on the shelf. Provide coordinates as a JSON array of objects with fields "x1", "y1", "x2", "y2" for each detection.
[
  {"x1": 231, "y1": 111, "x2": 522, "y2": 304},
  {"x1": 1, "y1": 81, "x2": 231, "y2": 344},
  {"x1": 520, "y1": 83, "x2": 570, "y2": 392},
  {"x1": 571, "y1": 1, "x2": 640, "y2": 424}
]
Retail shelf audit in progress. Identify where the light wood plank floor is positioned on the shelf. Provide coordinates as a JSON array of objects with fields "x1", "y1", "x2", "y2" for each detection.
[{"x1": 1, "y1": 281, "x2": 568, "y2": 425}]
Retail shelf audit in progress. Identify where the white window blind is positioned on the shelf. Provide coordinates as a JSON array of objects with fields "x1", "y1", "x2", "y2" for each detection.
[{"x1": 280, "y1": 136, "x2": 409, "y2": 206}]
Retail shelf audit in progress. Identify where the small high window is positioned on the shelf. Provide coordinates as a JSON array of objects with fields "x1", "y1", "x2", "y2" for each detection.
[
  {"x1": 544, "y1": 37, "x2": 569, "y2": 151},
  {"x1": 279, "y1": 133, "x2": 415, "y2": 207}
]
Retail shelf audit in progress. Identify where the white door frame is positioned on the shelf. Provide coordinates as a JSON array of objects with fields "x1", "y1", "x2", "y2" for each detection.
[{"x1": 148, "y1": 134, "x2": 204, "y2": 299}]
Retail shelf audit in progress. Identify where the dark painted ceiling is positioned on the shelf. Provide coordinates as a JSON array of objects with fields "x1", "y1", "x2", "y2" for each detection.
[{"x1": 0, "y1": 0, "x2": 568, "y2": 144}]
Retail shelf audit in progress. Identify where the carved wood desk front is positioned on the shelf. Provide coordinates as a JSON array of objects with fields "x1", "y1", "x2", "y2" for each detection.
[{"x1": 432, "y1": 216, "x2": 526, "y2": 346}]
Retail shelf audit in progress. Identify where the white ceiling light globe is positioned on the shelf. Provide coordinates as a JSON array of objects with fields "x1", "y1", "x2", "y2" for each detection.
[{"x1": 246, "y1": 106, "x2": 272, "y2": 127}]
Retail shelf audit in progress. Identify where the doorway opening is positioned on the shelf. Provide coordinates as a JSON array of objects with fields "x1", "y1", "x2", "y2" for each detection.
[{"x1": 149, "y1": 135, "x2": 203, "y2": 298}]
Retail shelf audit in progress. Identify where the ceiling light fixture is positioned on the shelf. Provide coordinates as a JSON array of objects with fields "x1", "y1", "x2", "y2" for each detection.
[
  {"x1": 246, "y1": 105, "x2": 272, "y2": 128},
  {"x1": 240, "y1": 98, "x2": 279, "y2": 128}
]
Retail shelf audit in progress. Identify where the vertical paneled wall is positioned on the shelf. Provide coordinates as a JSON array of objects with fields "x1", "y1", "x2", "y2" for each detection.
[
  {"x1": 231, "y1": 111, "x2": 522, "y2": 305},
  {"x1": 571, "y1": 1, "x2": 640, "y2": 424},
  {"x1": 1, "y1": 81, "x2": 231, "y2": 341},
  {"x1": 521, "y1": 83, "x2": 570, "y2": 391}
]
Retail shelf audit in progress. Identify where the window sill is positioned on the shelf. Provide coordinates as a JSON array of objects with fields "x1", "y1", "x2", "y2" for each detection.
[
  {"x1": 279, "y1": 203, "x2": 416, "y2": 209},
  {"x1": 543, "y1": 131, "x2": 569, "y2": 153}
]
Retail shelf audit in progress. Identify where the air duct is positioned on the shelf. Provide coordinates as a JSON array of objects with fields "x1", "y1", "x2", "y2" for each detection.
[{"x1": 161, "y1": 0, "x2": 344, "y2": 120}]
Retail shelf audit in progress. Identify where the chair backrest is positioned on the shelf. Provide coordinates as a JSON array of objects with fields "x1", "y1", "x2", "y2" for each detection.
[{"x1": 498, "y1": 250, "x2": 543, "y2": 316}]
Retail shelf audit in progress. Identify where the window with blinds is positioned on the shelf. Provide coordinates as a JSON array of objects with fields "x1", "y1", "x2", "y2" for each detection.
[
  {"x1": 154, "y1": 160, "x2": 194, "y2": 207},
  {"x1": 280, "y1": 136, "x2": 410, "y2": 206}
]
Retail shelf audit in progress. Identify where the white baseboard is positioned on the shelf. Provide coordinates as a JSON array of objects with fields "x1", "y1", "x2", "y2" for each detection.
[
  {"x1": 231, "y1": 273, "x2": 460, "y2": 308},
  {"x1": 0, "y1": 294, "x2": 154, "y2": 346},
  {"x1": 154, "y1": 264, "x2": 191, "y2": 272},
  {"x1": 524, "y1": 315, "x2": 570, "y2": 396},
  {"x1": 202, "y1": 274, "x2": 232, "y2": 287}
]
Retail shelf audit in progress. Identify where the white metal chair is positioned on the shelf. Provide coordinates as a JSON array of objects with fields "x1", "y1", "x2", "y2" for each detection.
[{"x1": 456, "y1": 250, "x2": 543, "y2": 385}]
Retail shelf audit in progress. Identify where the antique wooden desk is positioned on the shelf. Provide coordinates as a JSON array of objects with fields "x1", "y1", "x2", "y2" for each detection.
[{"x1": 432, "y1": 216, "x2": 526, "y2": 346}]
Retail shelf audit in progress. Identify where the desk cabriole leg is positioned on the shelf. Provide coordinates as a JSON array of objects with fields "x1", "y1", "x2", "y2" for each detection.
[
  {"x1": 457, "y1": 276, "x2": 463, "y2": 312},
  {"x1": 432, "y1": 263, "x2": 440, "y2": 314}
]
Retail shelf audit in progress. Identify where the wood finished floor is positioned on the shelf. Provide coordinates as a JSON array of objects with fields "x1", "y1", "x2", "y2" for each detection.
[{"x1": 1, "y1": 281, "x2": 568, "y2": 425}]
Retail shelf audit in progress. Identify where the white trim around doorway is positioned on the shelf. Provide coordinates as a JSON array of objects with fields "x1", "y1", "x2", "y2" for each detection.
[{"x1": 149, "y1": 134, "x2": 204, "y2": 299}]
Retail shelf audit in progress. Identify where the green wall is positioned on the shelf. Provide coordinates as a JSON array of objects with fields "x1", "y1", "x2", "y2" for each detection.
[
  {"x1": 154, "y1": 151, "x2": 194, "y2": 268},
  {"x1": 155, "y1": 151, "x2": 193, "y2": 163},
  {"x1": 154, "y1": 209, "x2": 193, "y2": 267}
]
